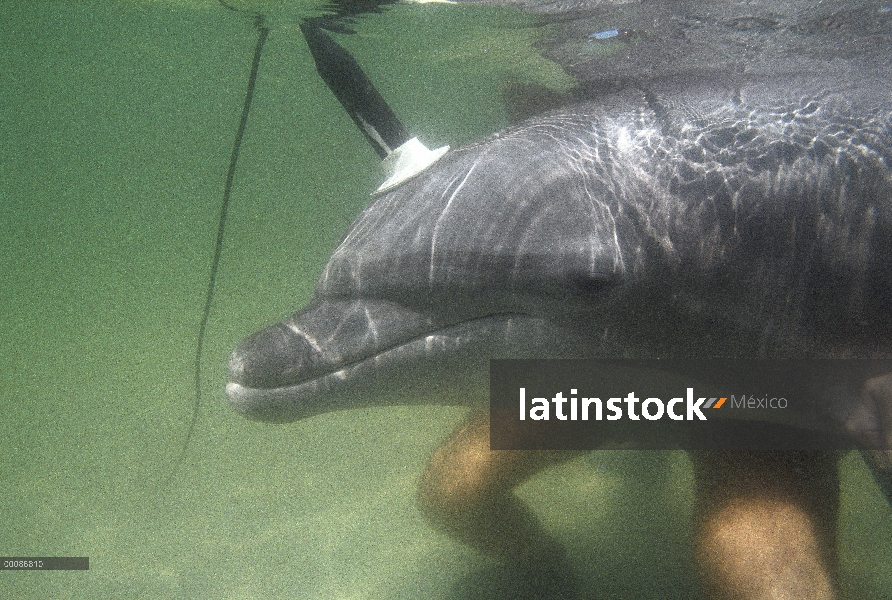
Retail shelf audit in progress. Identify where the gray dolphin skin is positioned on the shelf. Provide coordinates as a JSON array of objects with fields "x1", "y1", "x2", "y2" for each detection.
[{"x1": 226, "y1": 0, "x2": 892, "y2": 465}]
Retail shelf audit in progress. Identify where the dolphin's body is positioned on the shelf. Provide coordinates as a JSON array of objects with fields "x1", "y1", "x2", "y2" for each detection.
[
  {"x1": 227, "y1": 69, "x2": 892, "y2": 422},
  {"x1": 226, "y1": 1, "x2": 892, "y2": 458}
]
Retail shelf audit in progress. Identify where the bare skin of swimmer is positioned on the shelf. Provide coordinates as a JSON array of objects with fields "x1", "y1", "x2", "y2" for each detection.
[{"x1": 418, "y1": 410, "x2": 839, "y2": 599}]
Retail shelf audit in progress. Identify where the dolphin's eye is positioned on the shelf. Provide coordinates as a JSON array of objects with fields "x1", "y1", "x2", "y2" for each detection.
[{"x1": 566, "y1": 274, "x2": 614, "y2": 298}]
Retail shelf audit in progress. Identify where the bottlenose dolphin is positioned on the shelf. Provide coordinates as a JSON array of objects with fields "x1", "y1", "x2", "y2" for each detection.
[{"x1": 226, "y1": 0, "x2": 892, "y2": 480}]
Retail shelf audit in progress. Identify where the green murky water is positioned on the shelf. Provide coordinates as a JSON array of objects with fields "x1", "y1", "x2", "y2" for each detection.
[{"x1": 1, "y1": 1, "x2": 890, "y2": 598}]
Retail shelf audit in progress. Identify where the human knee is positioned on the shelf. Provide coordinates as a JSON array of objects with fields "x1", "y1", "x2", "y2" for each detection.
[
  {"x1": 697, "y1": 497, "x2": 835, "y2": 599},
  {"x1": 417, "y1": 437, "x2": 501, "y2": 522},
  {"x1": 699, "y1": 497, "x2": 820, "y2": 559}
]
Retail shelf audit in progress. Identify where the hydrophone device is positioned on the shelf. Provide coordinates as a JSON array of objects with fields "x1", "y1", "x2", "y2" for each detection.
[{"x1": 300, "y1": 21, "x2": 449, "y2": 194}]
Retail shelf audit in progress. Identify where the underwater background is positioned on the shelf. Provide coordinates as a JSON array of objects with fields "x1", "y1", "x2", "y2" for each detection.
[{"x1": 1, "y1": 0, "x2": 891, "y2": 597}]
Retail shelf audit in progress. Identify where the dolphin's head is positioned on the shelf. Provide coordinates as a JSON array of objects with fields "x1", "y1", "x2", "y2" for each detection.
[{"x1": 226, "y1": 132, "x2": 627, "y2": 422}]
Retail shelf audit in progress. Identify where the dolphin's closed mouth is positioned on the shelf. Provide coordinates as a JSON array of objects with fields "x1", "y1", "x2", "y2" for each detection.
[{"x1": 226, "y1": 301, "x2": 543, "y2": 423}]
